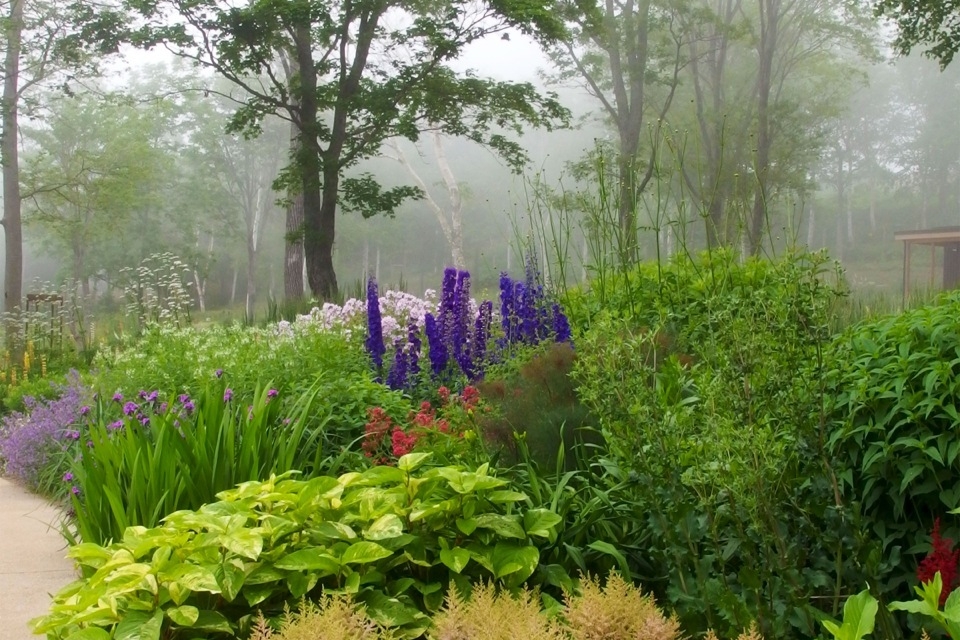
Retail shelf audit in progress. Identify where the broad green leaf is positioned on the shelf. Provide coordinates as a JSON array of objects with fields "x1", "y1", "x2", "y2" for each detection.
[
  {"x1": 456, "y1": 518, "x2": 477, "y2": 535},
  {"x1": 313, "y1": 522, "x2": 358, "y2": 541},
  {"x1": 359, "y1": 465, "x2": 406, "y2": 485},
  {"x1": 943, "y1": 587, "x2": 960, "y2": 621},
  {"x1": 587, "y1": 540, "x2": 631, "y2": 578},
  {"x1": 217, "y1": 560, "x2": 246, "y2": 602},
  {"x1": 439, "y1": 547, "x2": 471, "y2": 574},
  {"x1": 840, "y1": 590, "x2": 878, "y2": 640},
  {"x1": 64, "y1": 629, "x2": 111, "y2": 640},
  {"x1": 473, "y1": 513, "x2": 526, "y2": 539},
  {"x1": 219, "y1": 529, "x2": 263, "y2": 560},
  {"x1": 397, "y1": 452, "x2": 432, "y2": 472},
  {"x1": 345, "y1": 570, "x2": 361, "y2": 594},
  {"x1": 286, "y1": 572, "x2": 318, "y2": 599},
  {"x1": 364, "y1": 514, "x2": 404, "y2": 541},
  {"x1": 166, "y1": 605, "x2": 200, "y2": 627},
  {"x1": 523, "y1": 509, "x2": 562, "y2": 538},
  {"x1": 159, "y1": 565, "x2": 220, "y2": 594},
  {"x1": 275, "y1": 548, "x2": 340, "y2": 573},
  {"x1": 342, "y1": 541, "x2": 393, "y2": 565},
  {"x1": 192, "y1": 610, "x2": 235, "y2": 633},
  {"x1": 491, "y1": 544, "x2": 540, "y2": 582},
  {"x1": 488, "y1": 490, "x2": 528, "y2": 503},
  {"x1": 114, "y1": 608, "x2": 163, "y2": 640},
  {"x1": 243, "y1": 584, "x2": 277, "y2": 607}
]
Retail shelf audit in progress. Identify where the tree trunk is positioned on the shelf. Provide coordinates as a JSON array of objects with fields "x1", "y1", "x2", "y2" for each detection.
[
  {"x1": 245, "y1": 234, "x2": 256, "y2": 320},
  {"x1": 294, "y1": 24, "x2": 339, "y2": 299},
  {"x1": 194, "y1": 270, "x2": 207, "y2": 313},
  {"x1": 283, "y1": 64, "x2": 305, "y2": 300},
  {"x1": 2, "y1": 0, "x2": 24, "y2": 350},
  {"x1": 285, "y1": 190, "x2": 305, "y2": 300},
  {"x1": 749, "y1": 0, "x2": 779, "y2": 255}
]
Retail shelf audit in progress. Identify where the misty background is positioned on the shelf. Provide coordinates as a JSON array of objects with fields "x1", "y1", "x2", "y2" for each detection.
[{"x1": 3, "y1": 4, "x2": 959, "y2": 321}]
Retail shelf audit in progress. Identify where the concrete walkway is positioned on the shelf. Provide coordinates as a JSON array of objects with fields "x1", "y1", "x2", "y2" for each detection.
[{"x1": 0, "y1": 477, "x2": 77, "y2": 639}]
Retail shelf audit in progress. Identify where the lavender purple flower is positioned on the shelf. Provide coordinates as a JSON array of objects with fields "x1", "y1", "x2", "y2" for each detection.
[
  {"x1": 365, "y1": 278, "x2": 386, "y2": 372},
  {"x1": 424, "y1": 312, "x2": 448, "y2": 376},
  {"x1": 122, "y1": 402, "x2": 138, "y2": 416},
  {"x1": 386, "y1": 338, "x2": 409, "y2": 391},
  {"x1": 224, "y1": 388, "x2": 234, "y2": 403},
  {"x1": 0, "y1": 371, "x2": 88, "y2": 489}
]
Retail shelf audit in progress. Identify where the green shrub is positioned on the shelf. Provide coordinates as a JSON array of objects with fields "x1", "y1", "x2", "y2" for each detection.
[
  {"x1": 477, "y1": 342, "x2": 598, "y2": 468},
  {"x1": 91, "y1": 322, "x2": 369, "y2": 400},
  {"x1": 570, "y1": 250, "x2": 849, "y2": 638},
  {"x1": 825, "y1": 290, "x2": 960, "y2": 601},
  {"x1": 35, "y1": 455, "x2": 567, "y2": 639}
]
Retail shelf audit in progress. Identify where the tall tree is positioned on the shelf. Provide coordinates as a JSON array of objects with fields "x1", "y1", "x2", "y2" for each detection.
[
  {"x1": 21, "y1": 93, "x2": 171, "y2": 295},
  {"x1": 549, "y1": 0, "x2": 686, "y2": 262},
  {"x1": 1, "y1": 0, "x2": 92, "y2": 349},
  {"x1": 385, "y1": 133, "x2": 468, "y2": 269},
  {"x1": 82, "y1": 0, "x2": 569, "y2": 298},
  {"x1": 2, "y1": 0, "x2": 25, "y2": 327},
  {"x1": 875, "y1": 0, "x2": 960, "y2": 68}
]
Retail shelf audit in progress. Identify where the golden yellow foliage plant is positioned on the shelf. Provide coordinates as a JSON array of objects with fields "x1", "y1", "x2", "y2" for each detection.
[
  {"x1": 429, "y1": 581, "x2": 566, "y2": 640},
  {"x1": 563, "y1": 573, "x2": 682, "y2": 640},
  {"x1": 705, "y1": 622, "x2": 765, "y2": 640},
  {"x1": 247, "y1": 594, "x2": 391, "y2": 640}
]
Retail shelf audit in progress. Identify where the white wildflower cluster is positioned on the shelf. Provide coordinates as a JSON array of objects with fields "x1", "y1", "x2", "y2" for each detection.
[
  {"x1": 120, "y1": 253, "x2": 194, "y2": 332},
  {"x1": 277, "y1": 289, "x2": 444, "y2": 344}
]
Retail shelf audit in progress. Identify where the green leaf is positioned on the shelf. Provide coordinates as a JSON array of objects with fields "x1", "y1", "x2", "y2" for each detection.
[
  {"x1": 192, "y1": 610, "x2": 234, "y2": 633},
  {"x1": 219, "y1": 529, "x2": 263, "y2": 560},
  {"x1": 342, "y1": 541, "x2": 393, "y2": 565},
  {"x1": 841, "y1": 590, "x2": 878, "y2": 640},
  {"x1": 456, "y1": 518, "x2": 477, "y2": 535},
  {"x1": 491, "y1": 544, "x2": 540, "y2": 582},
  {"x1": 439, "y1": 547, "x2": 471, "y2": 574},
  {"x1": 397, "y1": 453, "x2": 432, "y2": 472},
  {"x1": 523, "y1": 509, "x2": 562, "y2": 538},
  {"x1": 64, "y1": 630, "x2": 112, "y2": 640},
  {"x1": 275, "y1": 548, "x2": 340, "y2": 573},
  {"x1": 166, "y1": 605, "x2": 200, "y2": 627},
  {"x1": 473, "y1": 513, "x2": 526, "y2": 539},
  {"x1": 488, "y1": 490, "x2": 528, "y2": 503},
  {"x1": 587, "y1": 540, "x2": 631, "y2": 578},
  {"x1": 364, "y1": 514, "x2": 404, "y2": 541},
  {"x1": 159, "y1": 565, "x2": 220, "y2": 594},
  {"x1": 115, "y1": 609, "x2": 163, "y2": 640},
  {"x1": 217, "y1": 560, "x2": 246, "y2": 602}
]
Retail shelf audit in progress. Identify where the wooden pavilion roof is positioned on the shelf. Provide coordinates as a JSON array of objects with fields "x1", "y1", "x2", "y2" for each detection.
[{"x1": 894, "y1": 226, "x2": 960, "y2": 246}]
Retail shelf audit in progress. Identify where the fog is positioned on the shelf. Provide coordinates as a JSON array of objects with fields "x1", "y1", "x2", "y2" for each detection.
[{"x1": 2, "y1": 1, "x2": 959, "y2": 316}]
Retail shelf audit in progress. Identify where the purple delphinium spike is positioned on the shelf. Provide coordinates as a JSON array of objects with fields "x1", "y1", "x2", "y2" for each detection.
[
  {"x1": 365, "y1": 278, "x2": 385, "y2": 372},
  {"x1": 424, "y1": 312, "x2": 447, "y2": 377},
  {"x1": 470, "y1": 300, "x2": 493, "y2": 380},
  {"x1": 451, "y1": 270, "x2": 471, "y2": 364},
  {"x1": 551, "y1": 303, "x2": 572, "y2": 344},
  {"x1": 499, "y1": 272, "x2": 515, "y2": 340},
  {"x1": 386, "y1": 338, "x2": 408, "y2": 391},
  {"x1": 407, "y1": 321, "x2": 422, "y2": 380}
]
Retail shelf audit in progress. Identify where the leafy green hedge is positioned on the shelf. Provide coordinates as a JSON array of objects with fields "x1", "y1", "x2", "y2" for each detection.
[
  {"x1": 36, "y1": 454, "x2": 567, "y2": 640},
  {"x1": 569, "y1": 250, "x2": 849, "y2": 638},
  {"x1": 825, "y1": 290, "x2": 960, "y2": 599}
]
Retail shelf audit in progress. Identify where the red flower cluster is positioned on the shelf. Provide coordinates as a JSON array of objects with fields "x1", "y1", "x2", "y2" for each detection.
[
  {"x1": 917, "y1": 518, "x2": 960, "y2": 605},
  {"x1": 362, "y1": 387, "x2": 483, "y2": 465}
]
